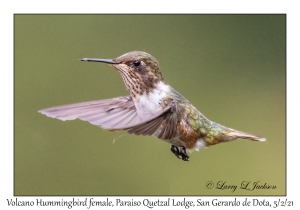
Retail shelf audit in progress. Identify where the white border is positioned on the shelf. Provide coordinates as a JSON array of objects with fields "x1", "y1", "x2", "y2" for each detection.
[{"x1": 1, "y1": 0, "x2": 299, "y2": 209}]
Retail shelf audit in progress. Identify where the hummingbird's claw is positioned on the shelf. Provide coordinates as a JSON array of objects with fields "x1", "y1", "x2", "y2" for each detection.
[
  {"x1": 171, "y1": 145, "x2": 181, "y2": 159},
  {"x1": 181, "y1": 147, "x2": 189, "y2": 161},
  {"x1": 171, "y1": 145, "x2": 189, "y2": 161}
]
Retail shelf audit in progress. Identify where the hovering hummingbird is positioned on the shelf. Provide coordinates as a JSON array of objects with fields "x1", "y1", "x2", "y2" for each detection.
[{"x1": 39, "y1": 51, "x2": 265, "y2": 161}]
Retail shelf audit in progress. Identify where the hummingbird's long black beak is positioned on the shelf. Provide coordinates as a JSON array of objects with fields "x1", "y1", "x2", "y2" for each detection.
[{"x1": 80, "y1": 58, "x2": 119, "y2": 64}]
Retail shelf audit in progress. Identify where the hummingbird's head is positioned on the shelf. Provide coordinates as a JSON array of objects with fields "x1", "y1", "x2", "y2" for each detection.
[{"x1": 81, "y1": 51, "x2": 164, "y2": 97}]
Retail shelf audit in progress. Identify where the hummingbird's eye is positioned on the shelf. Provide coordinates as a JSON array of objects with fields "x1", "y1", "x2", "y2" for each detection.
[{"x1": 133, "y1": 60, "x2": 141, "y2": 67}]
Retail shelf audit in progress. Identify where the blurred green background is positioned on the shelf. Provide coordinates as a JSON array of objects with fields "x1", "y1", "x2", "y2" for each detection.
[{"x1": 14, "y1": 15, "x2": 285, "y2": 196}]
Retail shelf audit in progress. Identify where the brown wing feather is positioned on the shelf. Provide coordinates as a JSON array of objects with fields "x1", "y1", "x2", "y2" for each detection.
[
  {"x1": 126, "y1": 106, "x2": 178, "y2": 140},
  {"x1": 38, "y1": 96, "x2": 145, "y2": 130},
  {"x1": 39, "y1": 96, "x2": 173, "y2": 133},
  {"x1": 127, "y1": 116, "x2": 164, "y2": 135}
]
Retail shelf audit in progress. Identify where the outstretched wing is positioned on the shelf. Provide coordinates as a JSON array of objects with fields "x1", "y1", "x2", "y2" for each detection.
[
  {"x1": 39, "y1": 96, "x2": 143, "y2": 129},
  {"x1": 38, "y1": 96, "x2": 173, "y2": 132}
]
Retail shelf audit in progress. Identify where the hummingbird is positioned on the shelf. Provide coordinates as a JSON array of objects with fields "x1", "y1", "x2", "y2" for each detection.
[{"x1": 39, "y1": 51, "x2": 266, "y2": 161}]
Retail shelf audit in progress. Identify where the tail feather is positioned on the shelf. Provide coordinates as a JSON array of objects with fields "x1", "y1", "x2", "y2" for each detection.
[{"x1": 225, "y1": 130, "x2": 266, "y2": 142}]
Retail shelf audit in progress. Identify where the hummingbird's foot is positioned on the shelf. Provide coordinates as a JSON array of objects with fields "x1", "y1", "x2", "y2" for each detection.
[
  {"x1": 170, "y1": 145, "x2": 189, "y2": 161},
  {"x1": 181, "y1": 147, "x2": 189, "y2": 161},
  {"x1": 171, "y1": 145, "x2": 181, "y2": 159}
]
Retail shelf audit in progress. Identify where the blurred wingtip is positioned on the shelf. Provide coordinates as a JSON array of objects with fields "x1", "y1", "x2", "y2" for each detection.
[{"x1": 259, "y1": 137, "x2": 266, "y2": 142}]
